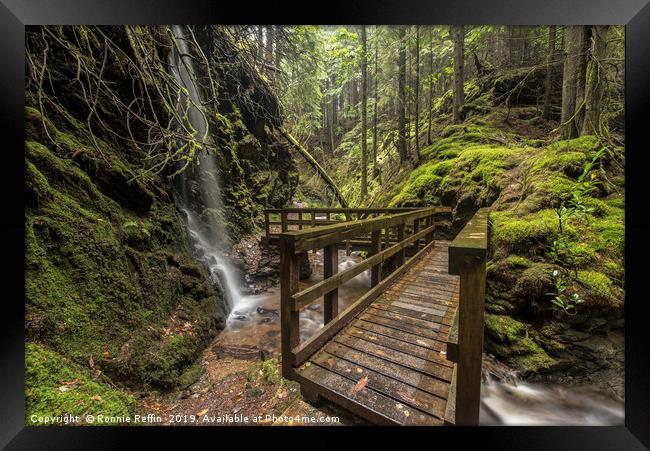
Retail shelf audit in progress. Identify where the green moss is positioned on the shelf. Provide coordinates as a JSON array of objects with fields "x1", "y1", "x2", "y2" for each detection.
[
  {"x1": 504, "y1": 255, "x2": 532, "y2": 268},
  {"x1": 491, "y1": 209, "x2": 565, "y2": 255},
  {"x1": 485, "y1": 314, "x2": 527, "y2": 343},
  {"x1": 26, "y1": 342, "x2": 135, "y2": 425},
  {"x1": 246, "y1": 358, "x2": 281, "y2": 385},
  {"x1": 513, "y1": 263, "x2": 553, "y2": 299},
  {"x1": 577, "y1": 270, "x2": 613, "y2": 299}
]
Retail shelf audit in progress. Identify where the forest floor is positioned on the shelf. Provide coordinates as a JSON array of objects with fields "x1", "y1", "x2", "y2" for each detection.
[{"x1": 136, "y1": 334, "x2": 361, "y2": 426}]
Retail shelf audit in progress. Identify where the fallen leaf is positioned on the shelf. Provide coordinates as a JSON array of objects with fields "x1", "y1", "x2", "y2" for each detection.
[
  {"x1": 304, "y1": 362, "x2": 311, "y2": 368},
  {"x1": 88, "y1": 355, "x2": 95, "y2": 369},
  {"x1": 326, "y1": 358, "x2": 335, "y2": 368},
  {"x1": 403, "y1": 410, "x2": 410, "y2": 417},
  {"x1": 397, "y1": 391, "x2": 421, "y2": 406},
  {"x1": 353, "y1": 375, "x2": 369, "y2": 392},
  {"x1": 416, "y1": 339, "x2": 429, "y2": 347},
  {"x1": 58, "y1": 386, "x2": 71, "y2": 392},
  {"x1": 197, "y1": 408, "x2": 208, "y2": 416},
  {"x1": 92, "y1": 395, "x2": 102, "y2": 401},
  {"x1": 58, "y1": 378, "x2": 78, "y2": 386},
  {"x1": 355, "y1": 367, "x2": 363, "y2": 373}
]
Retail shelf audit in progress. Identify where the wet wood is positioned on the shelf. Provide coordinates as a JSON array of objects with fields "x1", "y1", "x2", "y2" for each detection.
[
  {"x1": 311, "y1": 351, "x2": 448, "y2": 419},
  {"x1": 333, "y1": 332, "x2": 453, "y2": 382},
  {"x1": 295, "y1": 364, "x2": 442, "y2": 425},
  {"x1": 323, "y1": 342, "x2": 450, "y2": 399},
  {"x1": 273, "y1": 206, "x2": 487, "y2": 427}
]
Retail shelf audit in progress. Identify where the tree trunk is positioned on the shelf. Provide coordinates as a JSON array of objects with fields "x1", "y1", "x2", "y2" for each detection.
[
  {"x1": 414, "y1": 25, "x2": 421, "y2": 163},
  {"x1": 560, "y1": 26, "x2": 588, "y2": 139},
  {"x1": 279, "y1": 128, "x2": 349, "y2": 208},
  {"x1": 360, "y1": 26, "x2": 368, "y2": 202},
  {"x1": 452, "y1": 25, "x2": 465, "y2": 124},
  {"x1": 265, "y1": 26, "x2": 274, "y2": 64},
  {"x1": 427, "y1": 27, "x2": 434, "y2": 145},
  {"x1": 581, "y1": 25, "x2": 610, "y2": 136},
  {"x1": 397, "y1": 26, "x2": 408, "y2": 165},
  {"x1": 372, "y1": 26, "x2": 379, "y2": 178},
  {"x1": 256, "y1": 26, "x2": 264, "y2": 60},
  {"x1": 542, "y1": 26, "x2": 557, "y2": 120}
]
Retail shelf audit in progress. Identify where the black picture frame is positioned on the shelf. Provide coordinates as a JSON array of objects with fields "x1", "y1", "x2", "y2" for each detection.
[{"x1": 1, "y1": 1, "x2": 648, "y2": 449}]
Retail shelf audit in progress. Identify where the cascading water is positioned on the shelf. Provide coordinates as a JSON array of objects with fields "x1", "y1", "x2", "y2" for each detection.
[{"x1": 168, "y1": 25, "x2": 241, "y2": 314}]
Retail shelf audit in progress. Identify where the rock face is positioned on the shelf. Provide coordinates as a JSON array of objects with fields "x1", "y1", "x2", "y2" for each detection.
[{"x1": 24, "y1": 25, "x2": 298, "y2": 404}]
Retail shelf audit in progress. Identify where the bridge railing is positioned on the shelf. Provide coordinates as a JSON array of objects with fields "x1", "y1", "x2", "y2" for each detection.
[
  {"x1": 264, "y1": 207, "x2": 420, "y2": 241},
  {"x1": 446, "y1": 207, "x2": 490, "y2": 426},
  {"x1": 277, "y1": 206, "x2": 451, "y2": 379}
]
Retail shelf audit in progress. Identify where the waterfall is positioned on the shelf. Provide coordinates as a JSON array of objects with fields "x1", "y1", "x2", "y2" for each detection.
[{"x1": 168, "y1": 25, "x2": 242, "y2": 314}]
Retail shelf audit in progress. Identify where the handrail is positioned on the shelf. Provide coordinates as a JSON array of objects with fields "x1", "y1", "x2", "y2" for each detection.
[
  {"x1": 280, "y1": 206, "x2": 450, "y2": 252},
  {"x1": 278, "y1": 206, "x2": 451, "y2": 379},
  {"x1": 447, "y1": 207, "x2": 490, "y2": 426}
]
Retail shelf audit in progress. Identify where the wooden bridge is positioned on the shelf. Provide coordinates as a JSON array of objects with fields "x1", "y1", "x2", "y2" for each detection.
[{"x1": 268, "y1": 206, "x2": 490, "y2": 425}]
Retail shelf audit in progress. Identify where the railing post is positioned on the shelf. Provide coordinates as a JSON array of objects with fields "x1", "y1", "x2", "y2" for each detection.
[
  {"x1": 396, "y1": 223, "x2": 405, "y2": 267},
  {"x1": 281, "y1": 212, "x2": 288, "y2": 233},
  {"x1": 264, "y1": 211, "x2": 270, "y2": 240},
  {"x1": 280, "y1": 238, "x2": 300, "y2": 380},
  {"x1": 370, "y1": 229, "x2": 382, "y2": 287},
  {"x1": 323, "y1": 244, "x2": 339, "y2": 323},
  {"x1": 448, "y1": 208, "x2": 489, "y2": 426},
  {"x1": 425, "y1": 214, "x2": 435, "y2": 243},
  {"x1": 413, "y1": 218, "x2": 420, "y2": 252},
  {"x1": 298, "y1": 211, "x2": 303, "y2": 230},
  {"x1": 455, "y1": 255, "x2": 486, "y2": 425}
]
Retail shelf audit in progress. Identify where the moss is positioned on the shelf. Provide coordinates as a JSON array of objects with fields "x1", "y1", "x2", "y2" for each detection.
[
  {"x1": 485, "y1": 314, "x2": 527, "y2": 342},
  {"x1": 26, "y1": 342, "x2": 135, "y2": 425},
  {"x1": 577, "y1": 270, "x2": 613, "y2": 299},
  {"x1": 247, "y1": 358, "x2": 281, "y2": 385},
  {"x1": 484, "y1": 314, "x2": 556, "y2": 372},
  {"x1": 491, "y1": 209, "x2": 566, "y2": 255},
  {"x1": 513, "y1": 263, "x2": 553, "y2": 300},
  {"x1": 504, "y1": 255, "x2": 532, "y2": 268}
]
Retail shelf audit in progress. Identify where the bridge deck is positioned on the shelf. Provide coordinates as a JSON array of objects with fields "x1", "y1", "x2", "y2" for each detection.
[{"x1": 294, "y1": 241, "x2": 460, "y2": 425}]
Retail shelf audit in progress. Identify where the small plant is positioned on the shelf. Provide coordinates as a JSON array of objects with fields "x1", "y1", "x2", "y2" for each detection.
[
  {"x1": 547, "y1": 270, "x2": 584, "y2": 315},
  {"x1": 546, "y1": 147, "x2": 604, "y2": 315}
]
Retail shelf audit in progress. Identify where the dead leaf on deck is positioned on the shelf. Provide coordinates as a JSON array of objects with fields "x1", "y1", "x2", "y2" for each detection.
[
  {"x1": 353, "y1": 375, "x2": 369, "y2": 392},
  {"x1": 326, "y1": 357, "x2": 335, "y2": 368}
]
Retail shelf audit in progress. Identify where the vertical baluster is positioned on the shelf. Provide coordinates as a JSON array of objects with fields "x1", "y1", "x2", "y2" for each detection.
[
  {"x1": 281, "y1": 211, "x2": 288, "y2": 233},
  {"x1": 413, "y1": 218, "x2": 420, "y2": 252},
  {"x1": 323, "y1": 244, "x2": 339, "y2": 323},
  {"x1": 370, "y1": 229, "x2": 382, "y2": 287},
  {"x1": 397, "y1": 223, "x2": 405, "y2": 267}
]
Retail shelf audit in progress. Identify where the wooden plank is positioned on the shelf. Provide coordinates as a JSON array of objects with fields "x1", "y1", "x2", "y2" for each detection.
[
  {"x1": 323, "y1": 342, "x2": 450, "y2": 399},
  {"x1": 444, "y1": 364, "x2": 458, "y2": 425},
  {"x1": 291, "y1": 240, "x2": 437, "y2": 366},
  {"x1": 333, "y1": 332, "x2": 453, "y2": 382},
  {"x1": 372, "y1": 300, "x2": 453, "y2": 326},
  {"x1": 362, "y1": 307, "x2": 443, "y2": 336},
  {"x1": 311, "y1": 351, "x2": 447, "y2": 419},
  {"x1": 448, "y1": 207, "x2": 490, "y2": 273},
  {"x1": 352, "y1": 318, "x2": 441, "y2": 351},
  {"x1": 346, "y1": 325, "x2": 452, "y2": 367},
  {"x1": 295, "y1": 364, "x2": 441, "y2": 425},
  {"x1": 383, "y1": 300, "x2": 448, "y2": 318}
]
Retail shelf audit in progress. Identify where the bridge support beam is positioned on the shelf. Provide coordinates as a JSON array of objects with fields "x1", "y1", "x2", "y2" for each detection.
[
  {"x1": 280, "y1": 239, "x2": 300, "y2": 380},
  {"x1": 448, "y1": 208, "x2": 490, "y2": 426}
]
